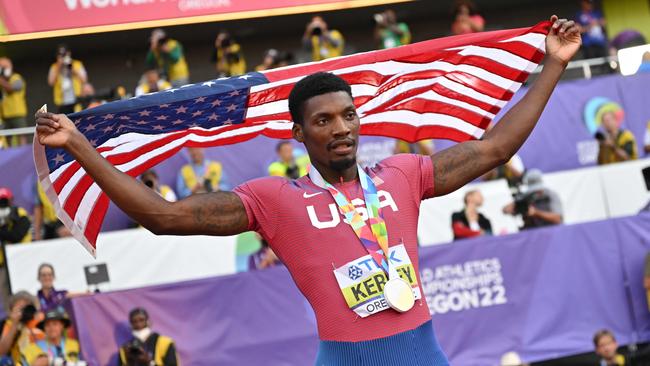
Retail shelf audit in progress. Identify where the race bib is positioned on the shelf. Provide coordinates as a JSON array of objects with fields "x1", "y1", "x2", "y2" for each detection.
[{"x1": 333, "y1": 244, "x2": 421, "y2": 317}]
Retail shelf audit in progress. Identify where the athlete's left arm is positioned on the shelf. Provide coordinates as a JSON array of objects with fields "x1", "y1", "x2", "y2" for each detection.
[{"x1": 431, "y1": 16, "x2": 580, "y2": 197}]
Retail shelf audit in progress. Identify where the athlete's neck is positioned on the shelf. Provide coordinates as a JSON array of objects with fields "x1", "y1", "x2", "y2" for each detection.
[{"x1": 312, "y1": 161, "x2": 358, "y2": 185}]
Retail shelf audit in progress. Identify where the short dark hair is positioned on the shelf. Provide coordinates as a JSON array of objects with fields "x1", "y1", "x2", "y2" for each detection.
[
  {"x1": 288, "y1": 72, "x2": 352, "y2": 125},
  {"x1": 129, "y1": 307, "x2": 149, "y2": 322},
  {"x1": 276, "y1": 140, "x2": 292, "y2": 152},
  {"x1": 37, "y1": 263, "x2": 55, "y2": 279},
  {"x1": 593, "y1": 329, "x2": 615, "y2": 347}
]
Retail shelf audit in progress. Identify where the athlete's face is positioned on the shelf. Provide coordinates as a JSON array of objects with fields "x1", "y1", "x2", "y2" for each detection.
[{"x1": 292, "y1": 91, "x2": 359, "y2": 177}]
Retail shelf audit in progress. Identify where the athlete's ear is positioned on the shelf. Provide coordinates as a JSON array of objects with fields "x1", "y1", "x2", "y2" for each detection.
[{"x1": 292, "y1": 123, "x2": 304, "y2": 143}]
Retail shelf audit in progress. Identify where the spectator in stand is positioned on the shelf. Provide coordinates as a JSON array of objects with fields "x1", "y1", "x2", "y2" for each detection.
[
  {"x1": 140, "y1": 169, "x2": 177, "y2": 202},
  {"x1": 450, "y1": 0, "x2": 484, "y2": 36},
  {"x1": 176, "y1": 147, "x2": 229, "y2": 199},
  {"x1": 34, "y1": 183, "x2": 71, "y2": 241},
  {"x1": 644, "y1": 121, "x2": 650, "y2": 155},
  {"x1": 146, "y1": 29, "x2": 189, "y2": 88},
  {"x1": 302, "y1": 16, "x2": 344, "y2": 62},
  {"x1": 596, "y1": 110, "x2": 637, "y2": 164},
  {"x1": 135, "y1": 69, "x2": 172, "y2": 97},
  {"x1": 0, "y1": 187, "x2": 31, "y2": 245},
  {"x1": 36, "y1": 263, "x2": 70, "y2": 314},
  {"x1": 394, "y1": 140, "x2": 434, "y2": 156},
  {"x1": 48, "y1": 45, "x2": 87, "y2": 114},
  {"x1": 638, "y1": 52, "x2": 650, "y2": 74},
  {"x1": 22, "y1": 310, "x2": 81, "y2": 366},
  {"x1": 594, "y1": 329, "x2": 626, "y2": 366},
  {"x1": 118, "y1": 308, "x2": 178, "y2": 366},
  {"x1": 576, "y1": 0, "x2": 608, "y2": 59},
  {"x1": 503, "y1": 169, "x2": 563, "y2": 230},
  {"x1": 212, "y1": 31, "x2": 247, "y2": 77},
  {"x1": 0, "y1": 291, "x2": 45, "y2": 365},
  {"x1": 268, "y1": 141, "x2": 310, "y2": 179},
  {"x1": 451, "y1": 190, "x2": 492, "y2": 240},
  {"x1": 0, "y1": 57, "x2": 28, "y2": 146},
  {"x1": 374, "y1": 9, "x2": 411, "y2": 49},
  {"x1": 255, "y1": 49, "x2": 286, "y2": 72}
]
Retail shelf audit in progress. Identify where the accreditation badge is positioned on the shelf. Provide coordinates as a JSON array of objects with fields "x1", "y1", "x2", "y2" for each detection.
[{"x1": 333, "y1": 244, "x2": 421, "y2": 318}]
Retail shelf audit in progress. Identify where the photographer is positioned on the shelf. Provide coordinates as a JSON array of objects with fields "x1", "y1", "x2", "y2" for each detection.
[
  {"x1": 503, "y1": 169, "x2": 563, "y2": 230},
  {"x1": 135, "y1": 69, "x2": 172, "y2": 97},
  {"x1": 0, "y1": 57, "x2": 28, "y2": 146},
  {"x1": 212, "y1": 31, "x2": 246, "y2": 77},
  {"x1": 22, "y1": 310, "x2": 81, "y2": 366},
  {"x1": 139, "y1": 170, "x2": 176, "y2": 202},
  {"x1": 596, "y1": 109, "x2": 638, "y2": 165},
  {"x1": 176, "y1": 148, "x2": 229, "y2": 199},
  {"x1": 302, "y1": 16, "x2": 344, "y2": 62},
  {"x1": 47, "y1": 45, "x2": 87, "y2": 114},
  {"x1": 0, "y1": 188, "x2": 31, "y2": 245},
  {"x1": 118, "y1": 308, "x2": 178, "y2": 366},
  {"x1": 145, "y1": 29, "x2": 189, "y2": 88},
  {"x1": 0, "y1": 291, "x2": 44, "y2": 365},
  {"x1": 373, "y1": 9, "x2": 411, "y2": 49}
]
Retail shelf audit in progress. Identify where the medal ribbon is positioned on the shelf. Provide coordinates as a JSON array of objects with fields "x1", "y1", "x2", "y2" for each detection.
[{"x1": 309, "y1": 165, "x2": 391, "y2": 273}]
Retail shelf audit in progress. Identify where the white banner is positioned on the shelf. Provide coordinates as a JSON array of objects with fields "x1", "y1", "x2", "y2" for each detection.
[{"x1": 6, "y1": 228, "x2": 236, "y2": 294}]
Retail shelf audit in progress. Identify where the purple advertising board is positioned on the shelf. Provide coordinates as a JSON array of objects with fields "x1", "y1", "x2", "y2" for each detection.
[{"x1": 69, "y1": 213, "x2": 650, "y2": 365}]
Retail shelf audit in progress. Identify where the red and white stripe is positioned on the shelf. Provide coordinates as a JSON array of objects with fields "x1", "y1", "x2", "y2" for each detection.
[{"x1": 35, "y1": 21, "x2": 549, "y2": 254}]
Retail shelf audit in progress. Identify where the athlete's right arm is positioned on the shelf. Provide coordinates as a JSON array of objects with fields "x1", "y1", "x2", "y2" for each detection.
[{"x1": 35, "y1": 112, "x2": 249, "y2": 236}]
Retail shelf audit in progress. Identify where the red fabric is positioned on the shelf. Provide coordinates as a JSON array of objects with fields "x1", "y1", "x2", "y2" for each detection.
[
  {"x1": 234, "y1": 154, "x2": 434, "y2": 342},
  {"x1": 452, "y1": 221, "x2": 482, "y2": 238}
]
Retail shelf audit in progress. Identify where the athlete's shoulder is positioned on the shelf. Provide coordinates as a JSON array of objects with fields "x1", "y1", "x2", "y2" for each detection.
[{"x1": 373, "y1": 153, "x2": 430, "y2": 174}]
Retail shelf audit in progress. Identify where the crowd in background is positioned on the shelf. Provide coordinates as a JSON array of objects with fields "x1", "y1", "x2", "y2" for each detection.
[{"x1": 0, "y1": 0, "x2": 648, "y2": 364}]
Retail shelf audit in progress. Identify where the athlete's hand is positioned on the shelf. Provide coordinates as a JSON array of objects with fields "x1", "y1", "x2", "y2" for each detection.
[
  {"x1": 545, "y1": 15, "x2": 581, "y2": 66},
  {"x1": 35, "y1": 111, "x2": 81, "y2": 149}
]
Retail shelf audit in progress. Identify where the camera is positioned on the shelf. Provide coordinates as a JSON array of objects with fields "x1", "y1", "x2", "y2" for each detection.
[
  {"x1": 311, "y1": 26, "x2": 322, "y2": 36},
  {"x1": 594, "y1": 131, "x2": 605, "y2": 141},
  {"x1": 0, "y1": 203, "x2": 10, "y2": 227},
  {"x1": 0, "y1": 67, "x2": 7, "y2": 79},
  {"x1": 512, "y1": 192, "x2": 532, "y2": 216},
  {"x1": 126, "y1": 338, "x2": 145, "y2": 356},
  {"x1": 203, "y1": 178, "x2": 213, "y2": 192},
  {"x1": 143, "y1": 179, "x2": 154, "y2": 188},
  {"x1": 156, "y1": 36, "x2": 168, "y2": 47},
  {"x1": 20, "y1": 304, "x2": 36, "y2": 324}
]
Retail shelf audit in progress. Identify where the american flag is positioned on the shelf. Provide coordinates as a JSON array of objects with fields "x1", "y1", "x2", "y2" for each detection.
[{"x1": 34, "y1": 22, "x2": 549, "y2": 255}]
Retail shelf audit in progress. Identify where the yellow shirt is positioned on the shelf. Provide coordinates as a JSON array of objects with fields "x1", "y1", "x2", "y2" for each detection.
[
  {"x1": 310, "y1": 30, "x2": 344, "y2": 61},
  {"x1": 1, "y1": 73, "x2": 27, "y2": 118},
  {"x1": 49, "y1": 60, "x2": 85, "y2": 107},
  {"x1": 598, "y1": 129, "x2": 638, "y2": 164}
]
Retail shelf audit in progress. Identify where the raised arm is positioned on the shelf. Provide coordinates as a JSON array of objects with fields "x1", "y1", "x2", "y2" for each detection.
[
  {"x1": 34, "y1": 112, "x2": 249, "y2": 236},
  {"x1": 432, "y1": 16, "x2": 580, "y2": 196}
]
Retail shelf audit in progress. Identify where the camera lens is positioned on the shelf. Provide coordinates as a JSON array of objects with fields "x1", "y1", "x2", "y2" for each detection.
[
  {"x1": 144, "y1": 180, "x2": 154, "y2": 188},
  {"x1": 0, "y1": 198, "x2": 8, "y2": 207}
]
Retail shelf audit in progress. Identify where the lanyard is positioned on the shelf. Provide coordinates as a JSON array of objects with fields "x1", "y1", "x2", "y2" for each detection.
[{"x1": 309, "y1": 165, "x2": 397, "y2": 278}]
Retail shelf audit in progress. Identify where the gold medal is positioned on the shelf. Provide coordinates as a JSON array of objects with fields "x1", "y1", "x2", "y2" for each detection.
[{"x1": 383, "y1": 277, "x2": 415, "y2": 313}]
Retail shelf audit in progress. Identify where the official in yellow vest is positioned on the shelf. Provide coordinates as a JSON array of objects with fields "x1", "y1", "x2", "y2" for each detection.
[
  {"x1": 268, "y1": 141, "x2": 310, "y2": 179},
  {"x1": 23, "y1": 310, "x2": 81, "y2": 366},
  {"x1": 135, "y1": 69, "x2": 173, "y2": 97},
  {"x1": 48, "y1": 45, "x2": 87, "y2": 114},
  {"x1": 596, "y1": 111, "x2": 638, "y2": 164},
  {"x1": 146, "y1": 29, "x2": 189, "y2": 88},
  {"x1": 176, "y1": 147, "x2": 229, "y2": 198},
  {"x1": 0, "y1": 57, "x2": 28, "y2": 146},
  {"x1": 302, "y1": 16, "x2": 345, "y2": 61},
  {"x1": 118, "y1": 308, "x2": 179, "y2": 366}
]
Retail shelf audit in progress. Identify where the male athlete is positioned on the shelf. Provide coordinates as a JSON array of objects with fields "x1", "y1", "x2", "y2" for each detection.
[{"x1": 35, "y1": 17, "x2": 579, "y2": 366}]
